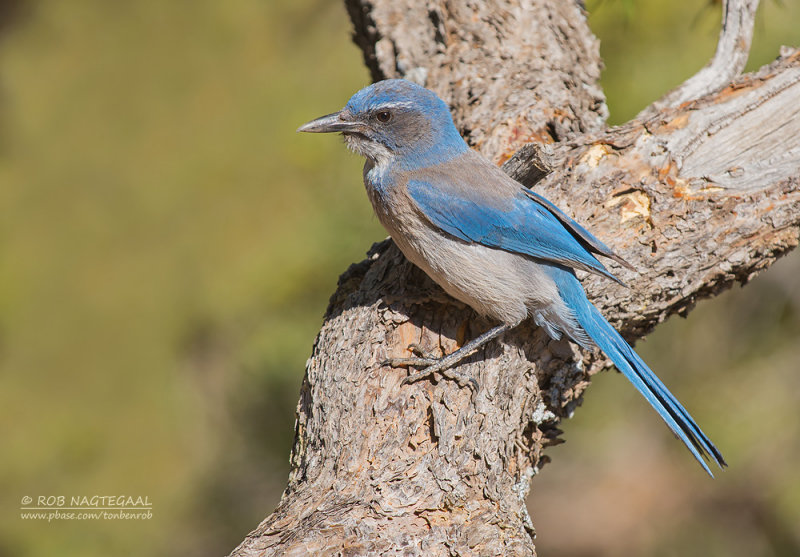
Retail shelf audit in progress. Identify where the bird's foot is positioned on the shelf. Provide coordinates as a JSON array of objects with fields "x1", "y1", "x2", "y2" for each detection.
[
  {"x1": 404, "y1": 363, "x2": 478, "y2": 391},
  {"x1": 382, "y1": 355, "x2": 440, "y2": 369},
  {"x1": 381, "y1": 343, "x2": 438, "y2": 369},
  {"x1": 382, "y1": 344, "x2": 477, "y2": 390}
]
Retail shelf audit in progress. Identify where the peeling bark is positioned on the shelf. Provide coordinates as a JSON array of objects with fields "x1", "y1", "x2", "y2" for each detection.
[{"x1": 230, "y1": 1, "x2": 800, "y2": 555}]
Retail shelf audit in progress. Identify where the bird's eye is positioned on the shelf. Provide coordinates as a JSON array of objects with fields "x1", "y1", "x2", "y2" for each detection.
[{"x1": 376, "y1": 110, "x2": 392, "y2": 123}]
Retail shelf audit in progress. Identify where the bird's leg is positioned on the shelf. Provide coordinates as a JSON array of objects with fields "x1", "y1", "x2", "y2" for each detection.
[{"x1": 383, "y1": 323, "x2": 513, "y2": 389}]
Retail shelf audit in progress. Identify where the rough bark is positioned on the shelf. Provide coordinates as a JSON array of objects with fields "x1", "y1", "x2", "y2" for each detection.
[
  {"x1": 345, "y1": 0, "x2": 608, "y2": 162},
  {"x1": 230, "y1": 1, "x2": 800, "y2": 555}
]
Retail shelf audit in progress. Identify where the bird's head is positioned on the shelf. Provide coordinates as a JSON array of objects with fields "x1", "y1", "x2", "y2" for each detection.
[{"x1": 298, "y1": 79, "x2": 468, "y2": 168}]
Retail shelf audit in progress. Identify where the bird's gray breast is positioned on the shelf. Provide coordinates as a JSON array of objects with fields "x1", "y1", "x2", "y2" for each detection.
[{"x1": 360, "y1": 159, "x2": 556, "y2": 326}]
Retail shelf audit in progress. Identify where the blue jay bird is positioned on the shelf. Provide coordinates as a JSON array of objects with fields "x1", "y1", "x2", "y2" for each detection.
[{"x1": 298, "y1": 79, "x2": 726, "y2": 475}]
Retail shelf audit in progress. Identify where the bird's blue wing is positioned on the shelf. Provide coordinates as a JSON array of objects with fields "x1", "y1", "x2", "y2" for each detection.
[
  {"x1": 407, "y1": 178, "x2": 623, "y2": 282},
  {"x1": 522, "y1": 188, "x2": 634, "y2": 271}
]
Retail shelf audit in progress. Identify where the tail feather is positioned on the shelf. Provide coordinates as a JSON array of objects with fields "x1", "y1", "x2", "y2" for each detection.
[
  {"x1": 547, "y1": 266, "x2": 727, "y2": 475},
  {"x1": 580, "y1": 303, "x2": 726, "y2": 475}
]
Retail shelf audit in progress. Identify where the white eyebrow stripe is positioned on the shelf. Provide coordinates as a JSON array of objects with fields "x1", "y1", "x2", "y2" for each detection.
[{"x1": 373, "y1": 101, "x2": 415, "y2": 110}]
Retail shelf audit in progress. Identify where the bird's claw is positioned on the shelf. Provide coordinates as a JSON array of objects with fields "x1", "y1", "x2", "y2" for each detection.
[
  {"x1": 400, "y1": 360, "x2": 478, "y2": 392},
  {"x1": 403, "y1": 367, "x2": 478, "y2": 391},
  {"x1": 383, "y1": 344, "x2": 478, "y2": 392},
  {"x1": 381, "y1": 343, "x2": 439, "y2": 369},
  {"x1": 406, "y1": 343, "x2": 431, "y2": 359},
  {"x1": 381, "y1": 356, "x2": 439, "y2": 369}
]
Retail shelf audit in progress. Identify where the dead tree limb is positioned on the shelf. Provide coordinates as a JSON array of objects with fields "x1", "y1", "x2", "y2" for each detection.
[
  {"x1": 638, "y1": 0, "x2": 760, "y2": 119},
  {"x1": 230, "y1": 1, "x2": 799, "y2": 555}
]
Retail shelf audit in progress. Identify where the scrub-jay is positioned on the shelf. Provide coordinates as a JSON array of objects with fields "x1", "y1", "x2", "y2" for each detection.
[{"x1": 298, "y1": 79, "x2": 725, "y2": 475}]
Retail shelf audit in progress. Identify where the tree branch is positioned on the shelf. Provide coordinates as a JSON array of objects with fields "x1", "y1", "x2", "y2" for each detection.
[
  {"x1": 229, "y1": 1, "x2": 799, "y2": 554},
  {"x1": 637, "y1": 0, "x2": 760, "y2": 119}
]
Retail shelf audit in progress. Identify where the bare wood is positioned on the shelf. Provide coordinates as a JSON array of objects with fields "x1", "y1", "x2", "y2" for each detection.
[
  {"x1": 638, "y1": 0, "x2": 760, "y2": 119},
  {"x1": 229, "y1": 1, "x2": 800, "y2": 555}
]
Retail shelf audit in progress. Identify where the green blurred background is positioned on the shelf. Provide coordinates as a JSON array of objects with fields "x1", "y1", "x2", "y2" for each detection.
[{"x1": 0, "y1": 1, "x2": 797, "y2": 555}]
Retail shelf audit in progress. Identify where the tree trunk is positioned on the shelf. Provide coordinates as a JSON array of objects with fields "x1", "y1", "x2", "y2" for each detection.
[{"x1": 230, "y1": 1, "x2": 800, "y2": 555}]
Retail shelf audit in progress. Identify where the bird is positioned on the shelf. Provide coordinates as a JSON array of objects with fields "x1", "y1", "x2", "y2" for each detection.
[{"x1": 298, "y1": 78, "x2": 726, "y2": 475}]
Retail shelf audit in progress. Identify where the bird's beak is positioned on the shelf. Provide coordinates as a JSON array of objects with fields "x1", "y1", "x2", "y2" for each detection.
[{"x1": 297, "y1": 111, "x2": 361, "y2": 133}]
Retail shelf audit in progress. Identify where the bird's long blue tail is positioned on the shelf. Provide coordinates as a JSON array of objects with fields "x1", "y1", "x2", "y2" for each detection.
[{"x1": 550, "y1": 268, "x2": 727, "y2": 475}]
